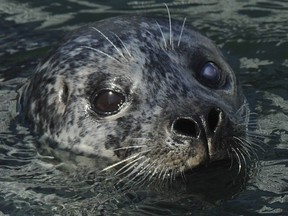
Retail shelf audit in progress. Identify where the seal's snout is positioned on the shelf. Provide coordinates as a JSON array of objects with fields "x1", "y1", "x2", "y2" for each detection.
[
  {"x1": 171, "y1": 106, "x2": 228, "y2": 167},
  {"x1": 171, "y1": 107, "x2": 224, "y2": 140}
]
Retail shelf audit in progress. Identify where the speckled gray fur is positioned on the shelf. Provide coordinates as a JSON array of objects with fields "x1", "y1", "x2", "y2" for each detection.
[{"x1": 20, "y1": 16, "x2": 251, "y2": 177}]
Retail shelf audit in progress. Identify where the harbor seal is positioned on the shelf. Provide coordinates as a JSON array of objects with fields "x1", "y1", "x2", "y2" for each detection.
[{"x1": 19, "y1": 15, "x2": 253, "y2": 181}]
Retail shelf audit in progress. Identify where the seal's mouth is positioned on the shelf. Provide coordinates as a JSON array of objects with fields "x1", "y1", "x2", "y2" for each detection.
[
  {"x1": 103, "y1": 129, "x2": 256, "y2": 186},
  {"x1": 105, "y1": 144, "x2": 232, "y2": 182}
]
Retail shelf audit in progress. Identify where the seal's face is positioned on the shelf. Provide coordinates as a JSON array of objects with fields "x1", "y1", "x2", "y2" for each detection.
[{"x1": 21, "y1": 16, "x2": 251, "y2": 179}]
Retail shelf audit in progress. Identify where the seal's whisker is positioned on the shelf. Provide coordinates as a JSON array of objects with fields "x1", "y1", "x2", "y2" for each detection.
[
  {"x1": 234, "y1": 137, "x2": 253, "y2": 160},
  {"x1": 247, "y1": 116, "x2": 258, "y2": 122},
  {"x1": 248, "y1": 140, "x2": 265, "y2": 153},
  {"x1": 145, "y1": 174, "x2": 158, "y2": 188},
  {"x1": 162, "y1": 166, "x2": 169, "y2": 181},
  {"x1": 171, "y1": 169, "x2": 175, "y2": 184},
  {"x1": 247, "y1": 123, "x2": 258, "y2": 130},
  {"x1": 236, "y1": 104, "x2": 250, "y2": 124},
  {"x1": 155, "y1": 159, "x2": 166, "y2": 184},
  {"x1": 110, "y1": 32, "x2": 132, "y2": 58},
  {"x1": 113, "y1": 145, "x2": 145, "y2": 151},
  {"x1": 238, "y1": 148, "x2": 247, "y2": 168},
  {"x1": 114, "y1": 155, "x2": 145, "y2": 176},
  {"x1": 238, "y1": 148, "x2": 248, "y2": 178},
  {"x1": 119, "y1": 158, "x2": 150, "y2": 187},
  {"x1": 158, "y1": 167, "x2": 165, "y2": 185},
  {"x1": 232, "y1": 147, "x2": 242, "y2": 175},
  {"x1": 246, "y1": 135, "x2": 265, "y2": 148},
  {"x1": 240, "y1": 135, "x2": 265, "y2": 152},
  {"x1": 165, "y1": 168, "x2": 171, "y2": 185},
  {"x1": 248, "y1": 112, "x2": 258, "y2": 116},
  {"x1": 233, "y1": 136, "x2": 258, "y2": 158},
  {"x1": 156, "y1": 21, "x2": 167, "y2": 49},
  {"x1": 180, "y1": 167, "x2": 186, "y2": 182},
  {"x1": 242, "y1": 144, "x2": 253, "y2": 160},
  {"x1": 145, "y1": 29, "x2": 153, "y2": 36},
  {"x1": 233, "y1": 136, "x2": 252, "y2": 149},
  {"x1": 246, "y1": 116, "x2": 257, "y2": 122},
  {"x1": 133, "y1": 161, "x2": 155, "y2": 187},
  {"x1": 233, "y1": 137, "x2": 258, "y2": 175},
  {"x1": 115, "y1": 152, "x2": 153, "y2": 181},
  {"x1": 102, "y1": 153, "x2": 141, "y2": 171},
  {"x1": 235, "y1": 148, "x2": 241, "y2": 173},
  {"x1": 90, "y1": 27, "x2": 127, "y2": 61},
  {"x1": 134, "y1": 174, "x2": 149, "y2": 188},
  {"x1": 177, "y1": 17, "x2": 186, "y2": 47},
  {"x1": 227, "y1": 148, "x2": 234, "y2": 170},
  {"x1": 164, "y1": 3, "x2": 174, "y2": 49},
  {"x1": 145, "y1": 160, "x2": 159, "y2": 184},
  {"x1": 247, "y1": 115, "x2": 257, "y2": 120},
  {"x1": 130, "y1": 137, "x2": 153, "y2": 140},
  {"x1": 248, "y1": 118, "x2": 259, "y2": 124},
  {"x1": 170, "y1": 168, "x2": 176, "y2": 185},
  {"x1": 148, "y1": 159, "x2": 162, "y2": 182},
  {"x1": 246, "y1": 131, "x2": 268, "y2": 140},
  {"x1": 235, "y1": 100, "x2": 248, "y2": 115},
  {"x1": 81, "y1": 46, "x2": 121, "y2": 63},
  {"x1": 116, "y1": 168, "x2": 139, "y2": 188}
]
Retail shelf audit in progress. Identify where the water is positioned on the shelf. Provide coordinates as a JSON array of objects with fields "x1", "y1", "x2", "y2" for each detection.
[{"x1": 1, "y1": 0, "x2": 288, "y2": 215}]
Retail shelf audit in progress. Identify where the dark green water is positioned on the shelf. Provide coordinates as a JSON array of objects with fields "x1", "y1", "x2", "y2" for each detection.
[{"x1": 0, "y1": 0, "x2": 287, "y2": 215}]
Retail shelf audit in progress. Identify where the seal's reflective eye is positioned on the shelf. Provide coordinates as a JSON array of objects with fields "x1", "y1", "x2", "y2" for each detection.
[
  {"x1": 198, "y1": 62, "x2": 221, "y2": 87},
  {"x1": 92, "y1": 90, "x2": 125, "y2": 115}
]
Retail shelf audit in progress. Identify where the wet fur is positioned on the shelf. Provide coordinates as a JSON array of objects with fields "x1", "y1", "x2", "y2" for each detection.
[{"x1": 20, "y1": 13, "x2": 263, "y2": 185}]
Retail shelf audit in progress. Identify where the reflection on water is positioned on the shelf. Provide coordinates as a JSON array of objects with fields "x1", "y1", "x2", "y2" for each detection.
[{"x1": 0, "y1": 0, "x2": 288, "y2": 215}]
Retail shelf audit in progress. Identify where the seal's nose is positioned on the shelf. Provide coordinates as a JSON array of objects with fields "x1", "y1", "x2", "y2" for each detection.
[
  {"x1": 171, "y1": 107, "x2": 224, "y2": 141},
  {"x1": 207, "y1": 107, "x2": 223, "y2": 134},
  {"x1": 170, "y1": 107, "x2": 225, "y2": 168}
]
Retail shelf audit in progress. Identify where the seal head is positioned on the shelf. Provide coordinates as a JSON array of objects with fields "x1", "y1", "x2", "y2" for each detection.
[{"x1": 20, "y1": 16, "x2": 250, "y2": 178}]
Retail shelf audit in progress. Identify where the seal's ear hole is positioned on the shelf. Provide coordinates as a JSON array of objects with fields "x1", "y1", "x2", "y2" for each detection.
[{"x1": 60, "y1": 82, "x2": 69, "y2": 105}]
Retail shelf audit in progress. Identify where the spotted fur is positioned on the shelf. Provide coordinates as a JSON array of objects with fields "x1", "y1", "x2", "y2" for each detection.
[{"x1": 20, "y1": 15, "x2": 258, "y2": 182}]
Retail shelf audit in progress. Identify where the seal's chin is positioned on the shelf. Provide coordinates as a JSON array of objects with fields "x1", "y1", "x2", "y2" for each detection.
[
  {"x1": 184, "y1": 155, "x2": 210, "y2": 170},
  {"x1": 156, "y1": 139, "x2": 231, "y2": 173},
  {"x1": 162, "y1": 149, "x2": 230, "y2": 175}
]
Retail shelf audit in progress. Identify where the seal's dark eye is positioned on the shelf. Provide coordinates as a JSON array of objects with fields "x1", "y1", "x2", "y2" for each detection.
[
  {"x1": 92, "y1": 90, "x2": 125, "y2": 115},
  {"x1": 198, "y1": 62, "x2": 221, "y2": 88}
]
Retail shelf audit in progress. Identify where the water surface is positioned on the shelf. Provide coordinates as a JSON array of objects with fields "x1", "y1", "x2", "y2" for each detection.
[{"x1": 0, "y1": 0, "x2": 287, "y2": 215}]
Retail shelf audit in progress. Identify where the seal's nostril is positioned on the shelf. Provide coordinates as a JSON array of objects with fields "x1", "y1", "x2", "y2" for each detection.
[
  {"x1": 60, "y1": 82, "x2": 69, "y2": 104},
  {"x1": 172, "y1": 118, "x2": 199, "y2": 138},
  {"x1": 207, "y1": 108, "x2": 222, "y2": 133}
]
